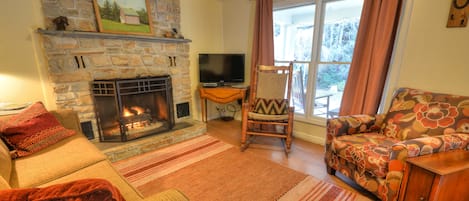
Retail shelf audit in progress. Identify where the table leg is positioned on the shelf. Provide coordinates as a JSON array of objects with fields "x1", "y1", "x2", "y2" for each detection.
[{"x1": 201, "y1": 98, "x2": 207, "y2": 122}]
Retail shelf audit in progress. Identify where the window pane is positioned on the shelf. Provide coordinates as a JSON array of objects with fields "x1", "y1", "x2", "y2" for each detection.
[
  {"x1": 291, "y1": 63, "x2": 309, "y2": 114},
  {"x1": 313, "y1": 64, "x2": 349, "y2": 118},
  {"x1": 274, "y1": 5, "x2": 315, "y2": 61},
  {"x1": 320, "y1": 0, "x2": 363, "y2": 62}
]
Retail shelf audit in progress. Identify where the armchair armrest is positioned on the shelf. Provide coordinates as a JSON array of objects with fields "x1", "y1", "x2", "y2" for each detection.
[
  {"x1": 383, "y1": 134, "x2": 469, "y2": 201},
  {"x1": 326, "y1": 114, "x2": 385, "y2": 144},
  {"x1": 390, "y1": 133, "x2": 469, "y2": 164}
]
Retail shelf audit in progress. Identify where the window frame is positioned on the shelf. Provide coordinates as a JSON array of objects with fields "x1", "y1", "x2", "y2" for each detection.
[{"x1": 274, "y1": 0, "x2": 359, "y2": 125}]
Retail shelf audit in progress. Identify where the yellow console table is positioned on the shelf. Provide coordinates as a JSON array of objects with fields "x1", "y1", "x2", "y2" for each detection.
[{"x1": 199, "y1": 86, "x2": 247, "y2": 122}]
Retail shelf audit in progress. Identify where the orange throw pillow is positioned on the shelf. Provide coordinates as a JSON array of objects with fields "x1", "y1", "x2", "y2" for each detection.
[
  {"x1": 0, "y1": 178, "x2": 125, "y2": 201},
  {"x1": 0, "y1": 102, "x2": 75, "y2": 158}
]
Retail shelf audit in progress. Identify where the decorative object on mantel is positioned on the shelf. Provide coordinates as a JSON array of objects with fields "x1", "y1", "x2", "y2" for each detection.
[
  {"x1": 92, "y1": 0, "x2": 154, "y2": 36},
  {"x1": 52, "y1": 16, "x2": 69, "y2": 31},
  {"x1": 164, "y1": 28, "x2": 184, "y2": 39},
  {"x1": 447, "y1": 0, "x2": 469, "y2": 27}
]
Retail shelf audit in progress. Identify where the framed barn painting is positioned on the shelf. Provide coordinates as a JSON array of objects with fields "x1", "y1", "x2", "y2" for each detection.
[{"x1": 92, "y1": 0, "x2": 154, "y2": 36}]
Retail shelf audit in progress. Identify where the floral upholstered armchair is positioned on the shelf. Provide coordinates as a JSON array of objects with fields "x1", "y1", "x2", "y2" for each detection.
[{"x1": 325, "y1": 87, "x2": 469, "y2": 201}]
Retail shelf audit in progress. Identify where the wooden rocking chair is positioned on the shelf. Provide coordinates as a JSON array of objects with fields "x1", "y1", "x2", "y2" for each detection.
[{"x1": 240, "y1": 62, "x2": 294, "y2": 155}]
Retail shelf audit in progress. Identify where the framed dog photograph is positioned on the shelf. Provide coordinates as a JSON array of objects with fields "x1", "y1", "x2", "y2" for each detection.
[{"x1": 92, "y1": 0, "x2": 154, "y2": 36}]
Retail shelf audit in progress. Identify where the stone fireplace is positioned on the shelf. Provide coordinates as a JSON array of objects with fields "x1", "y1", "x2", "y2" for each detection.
[{"x1": 37, "y1": 0, "x2": 200, "y2": 142}]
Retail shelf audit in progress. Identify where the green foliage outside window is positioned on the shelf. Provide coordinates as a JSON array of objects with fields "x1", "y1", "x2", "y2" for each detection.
[{"x1": 317, "y1": 18, "x2": 360, "y2": 90}]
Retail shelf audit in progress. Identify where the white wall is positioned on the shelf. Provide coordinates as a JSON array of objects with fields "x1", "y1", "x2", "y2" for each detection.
[
  {"x1": 0, "y1": 0, "x2": 53, "y2": 108},
  {"x1": 385, "y1": 0, "x2": 469, "y2": 109},
  {"x1": 180, "y1": 0, "x2": 225, "y2": 121},
  {"x1": 181, "y1": 0, "x2": 256, "y2": 122}
]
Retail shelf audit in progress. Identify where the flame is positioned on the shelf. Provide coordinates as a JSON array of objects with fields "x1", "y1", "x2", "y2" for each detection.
[{"x1": 122, "y1": 106, "x2": 145, "y2": 117}]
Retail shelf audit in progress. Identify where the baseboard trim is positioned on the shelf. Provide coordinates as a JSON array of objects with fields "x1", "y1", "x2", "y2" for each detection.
[{"x1": 293, "y1": 130, "x2": 325, "y2": 145}]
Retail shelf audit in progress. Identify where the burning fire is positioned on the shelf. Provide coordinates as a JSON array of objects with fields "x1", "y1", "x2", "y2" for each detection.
[
  {"x1": 121, "y1": 106, "x2": 152, "y2": 131},
  {"x1": 122, "y1": 106, "x2": 145, "y2": 117}
]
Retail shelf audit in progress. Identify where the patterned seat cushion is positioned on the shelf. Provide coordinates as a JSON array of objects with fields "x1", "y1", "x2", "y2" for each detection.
[
  {"x1": 253, "y1": 98, "x2": 288, "y2": 115},
  {"x1": 331, "y1": 133, "x2": 401, "y2": 178}
]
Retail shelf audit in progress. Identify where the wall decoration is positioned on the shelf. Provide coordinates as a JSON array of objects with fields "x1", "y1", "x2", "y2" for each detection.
[
  {"x1": 447, "y1": 0, "x2": 469, "y2": 27},
  {"x1": 92, "y1": 0, "x2": 154, "y2": 35}
]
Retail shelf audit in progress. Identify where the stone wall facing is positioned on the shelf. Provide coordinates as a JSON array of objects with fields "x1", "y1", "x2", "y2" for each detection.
[{"x1": 39, "y1": 0, "x2": 192, "y2": 140}]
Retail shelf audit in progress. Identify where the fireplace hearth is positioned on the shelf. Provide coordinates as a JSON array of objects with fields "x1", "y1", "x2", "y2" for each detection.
[{"x1": 92, "y1": 76, "x2": 175, "y2": 142}]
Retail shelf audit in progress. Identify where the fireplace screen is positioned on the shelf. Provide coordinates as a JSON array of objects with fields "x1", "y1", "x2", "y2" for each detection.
[{"x1": 92, "y1": 76, "x2": 175, "y2": 142}]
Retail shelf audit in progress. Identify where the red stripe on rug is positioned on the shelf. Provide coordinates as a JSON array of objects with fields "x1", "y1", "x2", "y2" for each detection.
[
  {"x1": 296, "y1": 180, "x2": 364, "y2": 201},
  {"x1": 114, "y1": 135, "x2": 221, "y2": 174},
  {"x1": 113, "y1": 135, "x2": 233, "y2": 187},
  {"x1": 300, "y1": 180, "x2": 330, "y2": 200},
  {"x1": 319, "y1": 185, "x2": 343, "y2": 201},
  {"x1": 122, "y1": 139, "x2": 221, "y2": 178}
]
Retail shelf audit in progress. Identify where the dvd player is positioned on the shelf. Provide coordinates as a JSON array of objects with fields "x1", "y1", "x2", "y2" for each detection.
[{"x1": 202, "y1": 83, "x2": 219, "y2": 87}]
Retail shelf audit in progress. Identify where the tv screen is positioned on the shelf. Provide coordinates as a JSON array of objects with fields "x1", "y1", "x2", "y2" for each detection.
[{"x1": 198, "y1": 53, "x2": 245, "y2": 84}]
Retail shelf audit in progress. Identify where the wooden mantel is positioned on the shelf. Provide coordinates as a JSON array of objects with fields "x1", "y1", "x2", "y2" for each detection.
[{"x1": 37, "y1": 28, "x2": 192, "y2": 43}]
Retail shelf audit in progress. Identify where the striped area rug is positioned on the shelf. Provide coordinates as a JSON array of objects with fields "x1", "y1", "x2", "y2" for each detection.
[
  {"x1": 112, "y1": 135, "x2": 233, "y2": 188},
  {"x1": 279, "y1": 176, "x2": 370, "y2": 201},
  {"x1": 113, "y1": 135, "x2": 370, "y2": 201}
]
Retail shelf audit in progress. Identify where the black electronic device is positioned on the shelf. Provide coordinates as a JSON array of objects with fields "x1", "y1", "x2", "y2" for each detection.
[{"x1": 198, "y1": 53, "x2": 245, "y2": 86}]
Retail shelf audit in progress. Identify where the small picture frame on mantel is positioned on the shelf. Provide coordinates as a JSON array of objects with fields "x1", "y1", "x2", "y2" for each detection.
[{"x1": 92, "y1": 0, "x2": 154, "y2": 36}]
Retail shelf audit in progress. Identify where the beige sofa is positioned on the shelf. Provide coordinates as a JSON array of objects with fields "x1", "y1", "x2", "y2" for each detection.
[{"x1": 0, "y1": 110, "x2": 188, "y2": 201}]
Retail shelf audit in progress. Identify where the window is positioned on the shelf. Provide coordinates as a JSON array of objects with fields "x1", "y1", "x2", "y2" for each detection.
[{"x1": 274, "y1": 0, "x2": 363, "y2": 124}]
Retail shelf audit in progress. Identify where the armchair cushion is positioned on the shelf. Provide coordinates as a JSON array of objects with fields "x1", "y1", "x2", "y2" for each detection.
[
  {"x1": 331, "y1": 133, "x2": 401, "y2": 178},
  {"x1": 253, "y1": 98, "x2": 288, "y2": 115},
  {"x1": 382, "y1": 88, "x2": 469, "y2": 140}
]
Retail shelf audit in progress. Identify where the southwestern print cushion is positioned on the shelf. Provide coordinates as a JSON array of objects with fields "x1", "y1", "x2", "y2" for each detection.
[
  {"x1": 0, "y1": 102, "x2": 76, "y2": 158},
  {"x1": 382, "y1": 88, "x2": 469, "y2": 140},
  {"x1": 253, "y1": 98, "x2": 288, "y2": 115}
]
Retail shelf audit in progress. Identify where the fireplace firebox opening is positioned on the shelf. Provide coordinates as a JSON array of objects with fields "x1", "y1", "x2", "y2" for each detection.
[{"x1": 92, "y1": 76, "x2": 175, "y2": 142}]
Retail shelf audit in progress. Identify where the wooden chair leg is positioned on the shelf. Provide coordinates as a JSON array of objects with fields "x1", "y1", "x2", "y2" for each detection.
[{"x1": 240, "y1": 108, "x2": 248, "y2": 150}]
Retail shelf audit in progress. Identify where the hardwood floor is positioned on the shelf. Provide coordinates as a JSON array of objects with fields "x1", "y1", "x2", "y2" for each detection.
[{"x1": 206, "y1": 119, "x2": 379, "y2": 200}]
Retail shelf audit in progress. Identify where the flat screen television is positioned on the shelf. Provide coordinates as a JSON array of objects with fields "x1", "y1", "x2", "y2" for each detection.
[{"x1": 198, "y1": 53, "x2": 245, "y2": 86}]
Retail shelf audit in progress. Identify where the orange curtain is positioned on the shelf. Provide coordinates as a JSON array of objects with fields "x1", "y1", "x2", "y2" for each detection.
[
  {"x1": 339, "y1": 0, "x2": 402, "y2": 115},
  {"x1": 250, "y1": 0, "x2": 274, "y2": 97}
]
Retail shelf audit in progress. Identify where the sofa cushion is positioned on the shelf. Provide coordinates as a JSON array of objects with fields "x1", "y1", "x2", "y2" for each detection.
[
  {"x1": 39, "y1": 160, "x2": 144, "y2": 201},
  {"x1": 9, "y1": 134, "x2": 107, "y2": 188},
  {"x1": 0, "y1": 178, "x2": 124, "y2": 201},
  {"x1": 382, "y1": 88, "x2": 469, "y2": 140},
  {"x1": 0, "y1": 102, "x2": 76, "y2": 158},
  {"x1": 0, "y1": 139, "x2": 11, "y2": 185},
  {"x1": 0, "y1": 177, "x2": 10, "y2": 190},
  {"x1": 331, "y1": 133, "x2": 401, "y2": 178}
]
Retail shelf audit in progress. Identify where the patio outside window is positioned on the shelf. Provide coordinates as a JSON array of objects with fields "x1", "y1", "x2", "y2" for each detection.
[{"x1": 274, "y1": 0, "x2": 363, "y2": 124}]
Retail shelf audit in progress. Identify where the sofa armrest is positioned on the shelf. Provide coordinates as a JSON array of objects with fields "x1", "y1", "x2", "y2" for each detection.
[
  {"x1": 389, "y1": 133, "x2": 469, "y2": 168},
  {"x1": 50, "y1": 110, "x2": 82, "y2": 133},
  {"x1": 326, "y1": 114, "x2": 385, "y2": 144},
  {"x1": 382, "y1": 133, "x2": 469, "y2": 201},
  {"x1": 143, "y1": 189, "x2": 189, "y2": 201}
]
